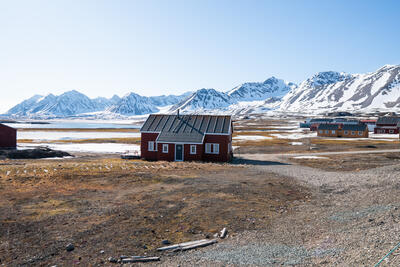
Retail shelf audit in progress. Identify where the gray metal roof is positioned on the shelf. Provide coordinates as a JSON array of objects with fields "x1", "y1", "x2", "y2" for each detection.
[
  {"x1": 376, "y1": 116, "x2": 400, "y2": 125},
  {"x1": 318, "y1": 124, "x2": 340, "y2": 130},
  {"x1": 342, "y1": 124, "x2": 367, "y2": 131},
  {"x1": 310, "y1": 118, "x2": 334, "y2": 123},
  {"x1": 141, "y1": 114, "x2": 232, "y2": 143}
]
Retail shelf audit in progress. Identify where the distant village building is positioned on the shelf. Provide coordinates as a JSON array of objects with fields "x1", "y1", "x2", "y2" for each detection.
[
  {"x1": 341, "y1": 124, "x2": 369, "y2": 138},
  {"x1": 374, "y1": 116, "x2": 400, "y2": 134},
  {"x1": 307, "y1": 118, "x2": 361, "y2": 131},
  {"x1": 140, "y1": 114, "x2": 233, "y2": 162},
  {"x1": 300, "y1": 118, "x2": 332, "y2": 129},
  {"x1": 360, "y1": 119, "x2": 377, "y2": 132},
  {"x1": 317, "y1": 124, "x2": 341, "y2": 137},
  {"x1": 0, "y1": 123, "x2": 17, "y2": 149},
  {"x1": 308, "y1": 118, "x2": 334, "y2": 131},
  {"x1": 317, "y1": 123, "x2": 368, "y2": 138}
]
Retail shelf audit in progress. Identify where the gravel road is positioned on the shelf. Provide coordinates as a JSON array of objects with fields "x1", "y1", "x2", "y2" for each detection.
[{"x1": 160, "y1": 151, "x2": 400, "y2": 266}]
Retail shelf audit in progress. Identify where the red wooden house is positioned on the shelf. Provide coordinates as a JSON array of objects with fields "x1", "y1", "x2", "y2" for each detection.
[
  {"x1": 140, "y1": 114, "x2": 233, "y2": 162},
  {"x1": 374, "y1": 116, "x2": 400, "y2": 134},
  {"x1": 0, "y1": 123, "x2": 17, "y2": 149}
]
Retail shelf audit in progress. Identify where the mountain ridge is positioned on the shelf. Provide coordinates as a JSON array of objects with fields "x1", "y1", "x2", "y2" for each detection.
[{"x1": 5, "y1": 64, "x2": 400, "y2": 118}]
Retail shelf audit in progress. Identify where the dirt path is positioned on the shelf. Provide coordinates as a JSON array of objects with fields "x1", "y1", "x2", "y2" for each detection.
[
  {"x1": 166, "y1": 153, "x2": 400, "y2": 266},
  {"x1": 243, "y1": 148, "x2": 400, "y2": 159}
]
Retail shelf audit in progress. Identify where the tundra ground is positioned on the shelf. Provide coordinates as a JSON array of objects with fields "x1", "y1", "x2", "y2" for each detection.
[
  {"x1": 0, "y1": 157, "x2": 308, "y2": 266},
  {"x1": 2, "y1": 117, "x2": 400, "y2": 266}
]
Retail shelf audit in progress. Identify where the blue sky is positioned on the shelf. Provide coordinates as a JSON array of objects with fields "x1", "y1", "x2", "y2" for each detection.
[{"x1": 1, "y1": 0, "x2": 400, "y2": 112}]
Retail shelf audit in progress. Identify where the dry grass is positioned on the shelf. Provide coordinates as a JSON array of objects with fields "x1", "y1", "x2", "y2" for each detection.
[
  {"x1": 311, "y1": 138, "x2": 399, "y2": 146},
  {"x1": 232, "y1": 118, "x2": 400, "y2": 154},
  {"x1": 0, "y1": 157, "x2": 309, "y2": 266}
]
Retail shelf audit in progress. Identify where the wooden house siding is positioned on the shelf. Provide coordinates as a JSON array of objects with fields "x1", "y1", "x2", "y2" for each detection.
[
  {"x1": 341, "y1": 130, "x2": 369, "y2": 138},
  {"x1": 374, "y1": 117, "x2": 400, "y2": 134},
  {"x1": 203, "y1": 134, "x2": 231, "y2": 162},
  {"x1": 317, "y1": 124, "x2": 368, "y2": 138},
  {"x1": 374, "y1": 126, "x2": 399, "y2": 134},
  {"x1": 141, "y1": 132, "x2": 159, "y2": 160},
  {"x1": 0, "y1": 124, "x2": 17, "y2": 148},
  {"x1": 140, "y1": 115, "x2": 233, "y2": 162}
]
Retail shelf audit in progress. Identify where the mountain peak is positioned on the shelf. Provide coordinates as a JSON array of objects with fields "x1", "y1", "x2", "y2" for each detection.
[
  {"x1": 263, "y1": 76, "x2": 278, "y2": 84},
  {"x1": 228, "y1": 76, "x2": 295, "y2": 101},
  {"x1": 280, "y1": 64, "x2": 400, "y2": 112},
  {"x1": 306, "y1": 71, "x2": 351, "y2": 87},
  {"x1": 377, "y1": 64, "x2": 399, "y2": 72},
  {"x1": 61, "y1": 90, "x2": 84, "y2": 96}
]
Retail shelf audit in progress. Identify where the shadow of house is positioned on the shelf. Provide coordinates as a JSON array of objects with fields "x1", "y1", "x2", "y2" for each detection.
[{"x1": 232, "y1": 157, "x2": 291, "y2": 166}]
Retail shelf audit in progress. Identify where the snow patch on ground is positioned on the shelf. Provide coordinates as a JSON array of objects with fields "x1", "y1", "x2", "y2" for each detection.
[
  {"x1": 268, "y1": 125, "x2": 298, "y2": 129},
  {"x1": 290, "y1": 142, "x2": 303, "y2": 146},
  {"x1": 271, "y1": 132, "x2": 317, "y2": 139},
  {"x1": 18, "y1": 143, "x2": 140, "y2": 154},
  {"x1": 18, "y1": 131, "x2": 140, "y2": 141},
  {"x1": 233, "y1": 135, "x2": 272, "y2": 141},
  {"x1": 292, "y1": 156, "x2": 328, "y2": 159},
  {"x1": 369, "y1": 133, "x2": 399, "y2": 139}
]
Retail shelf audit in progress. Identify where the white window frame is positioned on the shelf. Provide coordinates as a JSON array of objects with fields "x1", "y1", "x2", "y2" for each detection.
[
  {"x1": 344, "y1": 131, "x2": 348, "y2": 135},
  {"x1": 389, "y1": 129, "x2": 394, "y2": 134},
  {"x1": 319, "y1": 130, "x2": 323, "y2": 134},
  {"x1": 325, "y1": 130, "x2": 329, "y2": 134},
  {"x1": 351, "y1": 131, "x2": 355, "y2": 135},
  {"x1": 212, "y1": 144, "x2": 219, "y2": 154},
  {"x1": 332, "y1": 130, "x2": 336, "y2": 134},
  {"x1": 148, "y1": 141, "x2": 156, "y2": 151},
  {"x1": 190, "y1": 145, "x2": 196, "y2": 155},
  {"x1": 205, "y1": 143, "x2": 212, "y2": 154},
  {"x1": 162, "y1": 144, "x2": 168, "y2": 153},
  {"x1": 205, "y1": 143, "x2": 219, "y2": 154},
  {"x1": 358, "y1": 131, "x2": 363, "y2": 136}
]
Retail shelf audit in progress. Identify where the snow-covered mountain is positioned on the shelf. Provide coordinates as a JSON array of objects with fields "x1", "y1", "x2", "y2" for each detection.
[
  {"x1": 5, "y1": 90, "x2": 190, "y2": 118},
  {"x1": 6, "y1": 95, "x2": 43, "y2": 117},
  {"x1": 5, "y1": 64, "x2": 400, "y2": 118},
  {"x1": 92, "y1": 95, "x2": 121, "y2": 110},
  {"x1": 170, "y1": 89, "x2": 235, "y2": 113},
  {"x1": 170, "y1": 77, "x2": 295, "y2": 114},
  {"x1": 6, "y1": 90, "x2": 110, "y2": 118},
  {"x1": 107, "y1": 92, "x2": 159, "y2": 115},
  {"x1": 41, "y1": 90, "x2": 100, "y2": 116},
  {"x1": 149, "y1": 92, "x2": 192, "y2": 107},
  {"x1": 228, "y1": 77, "x2": 296, "y2": 101},
  {"x1": 280, "y1": 65, "x2": 400, "y2": 113}
]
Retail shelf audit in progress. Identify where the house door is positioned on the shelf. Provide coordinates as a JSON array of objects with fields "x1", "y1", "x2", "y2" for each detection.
[{"x1": 175, "y1": 144, "x2": 183, "y2": 161}]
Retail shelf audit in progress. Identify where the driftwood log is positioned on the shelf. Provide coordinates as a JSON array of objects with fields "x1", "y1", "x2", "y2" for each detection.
[
  {"x1": 121, "y1": 256, "x2": 160, "y2": 263},
  {"x1": 158, "y1": 239, "x2": 217, "y2": 252},
  {"x1": 173, "y1": 239, "x2": 217, "y2": 252},
  {"x1": 157, "y1": 239, "x2": 209, "y2": 251},
  {"x1": 220, "y1": 227, "x2": 228, "y2": 239}
]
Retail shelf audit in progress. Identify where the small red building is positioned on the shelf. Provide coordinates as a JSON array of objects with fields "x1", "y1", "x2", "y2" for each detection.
[
  {"x1": 0, "y1": 123, "x2": 17, "y2": 149},
  {"x1": 374, "y1": 116, "x2": 400, "y2": 134},
  {"x1": 140, "y1": 114, "x2": 233, "y2": 162}
]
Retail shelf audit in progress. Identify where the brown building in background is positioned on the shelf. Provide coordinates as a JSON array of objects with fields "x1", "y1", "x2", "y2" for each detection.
[{"x1": 318, "y1": 123, "x2": 368, "y2": 138}]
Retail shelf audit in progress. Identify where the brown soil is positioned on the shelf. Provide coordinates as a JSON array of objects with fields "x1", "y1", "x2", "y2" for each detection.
[{"x1": 0, "y1": 158, "x2": 309, "y2": 266}]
